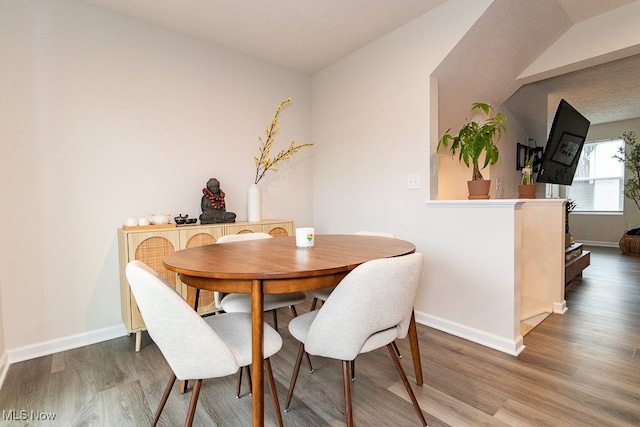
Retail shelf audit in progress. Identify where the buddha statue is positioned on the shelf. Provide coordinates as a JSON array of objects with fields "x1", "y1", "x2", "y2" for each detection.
[{"x1": 199, "y1": 178, "x2": 236, "y2": 224}]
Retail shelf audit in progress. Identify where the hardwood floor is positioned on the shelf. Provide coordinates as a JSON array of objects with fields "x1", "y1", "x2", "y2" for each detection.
[{"x1": 1, "y1": 246, "x2": 638, "y2": 426}]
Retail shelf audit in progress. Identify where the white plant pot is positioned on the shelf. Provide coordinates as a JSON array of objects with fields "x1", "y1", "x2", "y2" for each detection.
[{"x1": 247, "y1": 183, "x2": 262, "y2": 222}]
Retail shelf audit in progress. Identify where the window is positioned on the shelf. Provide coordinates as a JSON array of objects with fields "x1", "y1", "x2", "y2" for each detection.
[{"x1": 566, "y1": 138, "x2": 625, "y2": 212}]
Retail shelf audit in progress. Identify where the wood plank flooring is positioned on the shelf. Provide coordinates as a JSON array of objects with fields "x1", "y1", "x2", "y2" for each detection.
[{"x1": 0, "y1": 246, "x2": 638, "y2": 426}]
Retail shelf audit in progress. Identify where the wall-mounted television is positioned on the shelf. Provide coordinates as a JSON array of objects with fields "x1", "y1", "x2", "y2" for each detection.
[{"x1": 536, "y1": 99, "x2": 591, "y2": 186}]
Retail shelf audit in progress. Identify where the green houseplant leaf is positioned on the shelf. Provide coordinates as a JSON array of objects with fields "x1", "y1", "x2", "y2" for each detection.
[{"x1": 437, "y1": 102, "x2": 506, "y2": 181}]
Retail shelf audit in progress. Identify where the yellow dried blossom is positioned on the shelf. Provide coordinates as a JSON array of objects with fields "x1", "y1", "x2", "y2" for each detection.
[{"x1": 253, "y1": 98, "x2": 313, "y2": 184}]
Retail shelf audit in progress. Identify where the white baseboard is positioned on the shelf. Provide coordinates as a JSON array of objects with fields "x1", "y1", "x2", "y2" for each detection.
[
  {"x1": 578, "y1": 240, "x2": 618, "y2": 248},
  {"x1": 414, "y1": 310, "x2": 525, "y2": 356},
  {"x1": 7, "y1": 324, "x2": 128, "y2": 364},
  {"x1": 554, "y1": 300, "x2": 568, "y2": 314}
]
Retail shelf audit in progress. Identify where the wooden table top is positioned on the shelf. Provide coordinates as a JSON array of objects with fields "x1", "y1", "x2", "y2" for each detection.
[{"x1": 163, "y1": 234, "x2": 415, "y2": 280}]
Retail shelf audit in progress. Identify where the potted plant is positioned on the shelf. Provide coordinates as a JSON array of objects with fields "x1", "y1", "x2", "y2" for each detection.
[
  {"x1": 438, "y1": 102, "x2": 506, "y2": 199},
  {"x1": 614, "y1": 130, "x2": 640, "y2": 256},
  {"x1": 518, "y1": 150, "x2": 538, "y2": 198}
]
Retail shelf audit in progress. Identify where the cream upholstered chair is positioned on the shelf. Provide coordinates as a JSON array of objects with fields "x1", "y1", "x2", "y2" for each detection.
[
  {"x1": 214, "y1": 232, "x2": 313, "y2": 395},
  {"x1": 284, "y1": 253, "x2": 427, "y2": 427},
  {"x1": 307, "y1": 231, "x2": 396, "y2": 310},
  {"x1": 308, "y1": 231, "x2": 402, "y2": 369},
  {"x1": 126, "y1": 260, "x2": 284, "y2": 427}
]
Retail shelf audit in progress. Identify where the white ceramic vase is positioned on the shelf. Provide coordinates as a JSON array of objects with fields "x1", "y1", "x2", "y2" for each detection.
[{"x1": 247, "y1": 183, "x2": 262, "y2": 222}]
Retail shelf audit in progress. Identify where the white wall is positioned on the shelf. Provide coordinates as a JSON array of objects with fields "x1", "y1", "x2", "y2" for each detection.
[
  {"x1": 422, "y1": 200, "x2": 526, "y2": 355},
  {"x1": 311, "y1": 0, "x2": 492, "y2": 234},
  {"x1": 570, "y1": 117, "x2": 640, "y2": 245},
  {"x1": 311, "y1": 0, "x2": 495, "y2": 342},
  {"x1": 0, "y1": 0, "x2": 313, "y2": 360}
]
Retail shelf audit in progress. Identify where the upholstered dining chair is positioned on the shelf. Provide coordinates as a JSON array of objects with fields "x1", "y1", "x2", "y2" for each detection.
[
  {"x1": 125, "y1": 260, "x2": 284, "y2": 427},
  {"x1": 284, "y1": 253, "x2": 428, "y2": 427},
  {"x1": 307, "y1": 231, "x2": 396, "y2": 310},
  {"x1": 307, "y1": 231, "x2": 402, "y2": 373},
  {"x1": 214, "y1": 232, "x2": 313, "y2": 396}
]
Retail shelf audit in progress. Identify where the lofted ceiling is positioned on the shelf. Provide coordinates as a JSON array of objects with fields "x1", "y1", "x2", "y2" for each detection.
[
  {"x1": 433, "y1": 0, "x2": 640, "y2": 127},
  {"x1": 555, "y1": 0, "x2": 635, "y2": 23},
  {"x1": 537, "y1": 54, "x2": 640, "y2": 126},
  {"x1": 81, "y1": 0, "x2": 640, "y2": 125},
  {"x1": 80, "y1": 0, "x2": 447, "y2": 75}
]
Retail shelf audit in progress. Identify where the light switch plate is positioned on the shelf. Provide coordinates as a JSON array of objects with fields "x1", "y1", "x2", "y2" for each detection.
[{"x1": 407, "y1": 173, "x2": 420, "y2": 189}]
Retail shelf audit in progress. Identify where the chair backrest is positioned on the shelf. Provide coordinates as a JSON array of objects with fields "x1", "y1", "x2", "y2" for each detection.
[
  {"x1": 217, "y1": 232, "x2": 273, "y2": 243},
  {"x1": 126, "y1": 260, "x2": 239, "y2": 380},
  {"x1": 353, "y1": 231, "x2": 396, "y2": 238},
  {"x1": 214, "y1": 232, "x2": 274, "y2": 305},
  {"x1": 305, "y1": 253, "x2": 423, "y2": 360}
]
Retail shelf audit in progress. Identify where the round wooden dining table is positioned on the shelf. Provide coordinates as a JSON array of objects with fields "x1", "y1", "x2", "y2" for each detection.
[{"x1": 163, "y1": 234, "x2": 423, "y2": 427}]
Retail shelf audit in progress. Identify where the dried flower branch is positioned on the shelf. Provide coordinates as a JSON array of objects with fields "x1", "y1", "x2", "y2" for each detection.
[{"x1": 253, "y1": 98, "x2": 313, "y2": 185}]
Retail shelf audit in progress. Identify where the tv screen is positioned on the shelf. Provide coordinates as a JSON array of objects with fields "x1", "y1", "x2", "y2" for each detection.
[{"x1": 536, "y1": 99, "x2": 591, "y2": 185}]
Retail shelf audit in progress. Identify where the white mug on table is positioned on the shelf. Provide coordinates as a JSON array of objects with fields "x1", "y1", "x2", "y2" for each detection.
[{"x1": 296, "y1": 227, "x2": 315, "y2": 248}]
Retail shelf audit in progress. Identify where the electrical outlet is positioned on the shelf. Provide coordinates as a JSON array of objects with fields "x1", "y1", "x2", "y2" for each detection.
[{"x1": 407, "y1": 174, "x2": 420, "y2": 190}]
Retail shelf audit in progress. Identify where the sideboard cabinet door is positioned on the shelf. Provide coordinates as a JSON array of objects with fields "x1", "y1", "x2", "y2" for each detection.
[
  {"x1": 179, "y1": 226, "x2": 224, "y2": 315},
  {"x1": 120, "y1": 231, "x2": 180, "y2": 333},
  {"x1": 262, "y1": 220, "x2": 293, "y2": 237}
]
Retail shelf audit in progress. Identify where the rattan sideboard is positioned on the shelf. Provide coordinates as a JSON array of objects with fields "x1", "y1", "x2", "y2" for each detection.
[{"x1": 117, "y1": 219, "x2": 294, "y2": 351}]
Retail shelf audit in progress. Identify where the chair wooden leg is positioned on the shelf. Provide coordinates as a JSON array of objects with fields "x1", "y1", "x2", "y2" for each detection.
[
  {"x1": 152, "y1": 373, "x2": 176, "y2": 427},
  {"x1": 235, "y1": 368, "x2": 243, "y2": 398},
  {"x1": 234, "y1": 366, "x2": 253, "y2": 398},
  {"x1": 342, "y1": 360, "x2": 354, "y2": 427},
  {"x1": 184, "y1": 379, "x2": 202, "y2": 427},
  {"x1": 305, "y1": 352, "x2": 314, "y2": 373},
  {"x1": 408, "y1": 311, "x2": 424, "y2": 386},
  {"x1": 386, "y1": 343, "x2": 428, "y2": 426},
  {"x1": 392, "y1": 341, "x2": 402, "y2": 358},
  {"x1": 310, "y1": 297, "x2": 319, "y2": 311},
  {"x1": 265, "y1": 358, "x2": 284, "y2": 427},
  {"x1": 350, "y1": 360, "x2": 356, "y2": 381},
  {"x1": 290, "y1": 306, "x2": 314, "y2": 373},
  {"x1": 246, "y1": 365, "x2": 252, "y2": 395},
  {"x1": 272, "y1": 309, "x2": 278, "y2": 331},
  {"x1": 194, "y1": 288, "x2": 200, "y2": 311},
  {"x1": 284, "y1": 343, "x2": 306, "y2": 411}
]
